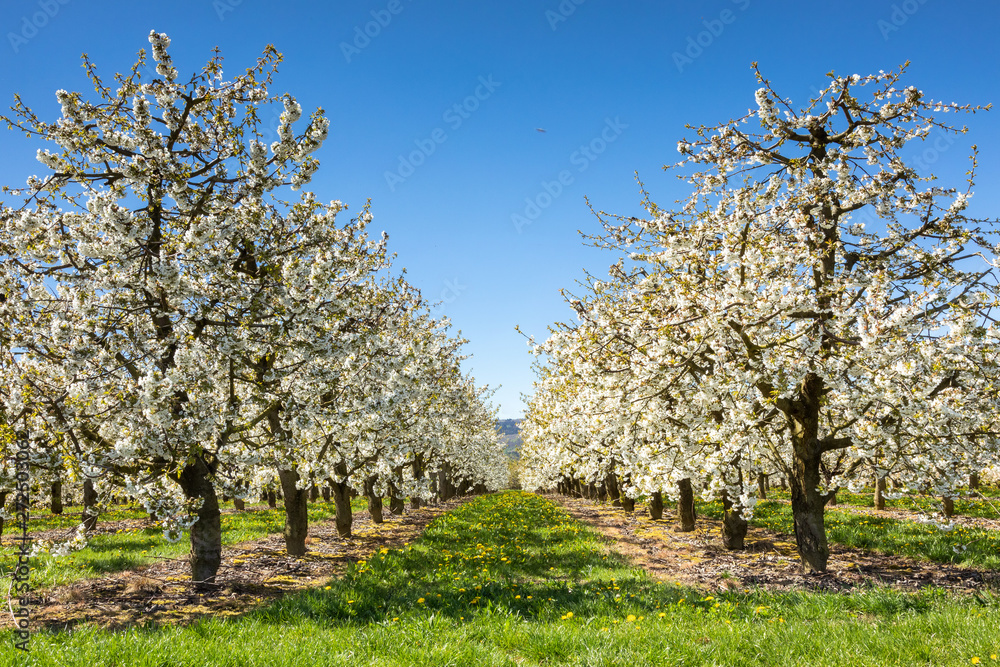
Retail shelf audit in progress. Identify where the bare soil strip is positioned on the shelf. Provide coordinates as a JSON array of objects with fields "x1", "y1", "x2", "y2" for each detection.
[
  {"x1": 3, "y1": 499, "x2": 470, "y2": 631},
  {"x1": 546, "y1": 494, "x2": 1000, "y2": 594}
]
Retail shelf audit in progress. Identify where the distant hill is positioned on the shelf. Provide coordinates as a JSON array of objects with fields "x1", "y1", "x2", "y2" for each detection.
[{"x1": 497, "y1": 418, "x2": 523, "y2": 458}]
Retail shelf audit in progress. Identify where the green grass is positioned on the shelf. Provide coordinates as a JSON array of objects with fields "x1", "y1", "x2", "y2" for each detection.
[
  {"x1": 699, "y1": 499, "x2": 1000, "y2": 569},
  {"x1": 0, "y1": 499, "x2": 367, "y2": 589},
  {"x1": 3, "y1": 491, "x2": 999, "y2": 666},
  {"x1": 762, "y1": 486, "x2": 1000, "y2": 520}
]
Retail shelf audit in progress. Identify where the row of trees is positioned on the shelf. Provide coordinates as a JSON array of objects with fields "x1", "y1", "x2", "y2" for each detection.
[
  {"x1": 0, "y1": 32, "x2": 507, "y2": 586},
  {"x1": 520, "y1": 64, "x2": 1000, "y2": 571}
]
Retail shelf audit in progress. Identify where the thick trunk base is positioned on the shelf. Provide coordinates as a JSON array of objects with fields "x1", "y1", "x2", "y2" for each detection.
[
  {"x1": 721, "y1": 492, "x2": 747, "y2": 550},
  {"x1": 177, "y1": 459, "x2": 222, "y2": 587},
  {"x1": 82, "y1": 479, "x2": 99, "y2": 532},
  {"x1": 790, "y1": 486, "x2": 829, "y2": 572},
  {"x1": 366, "y1": 478, "x2": 384, "y2": 524},
  {"x1": 942, "y1": 496, "x2": 955, "y2": 518},
  {"x1": 51, "y1": 480, "x2": 63, "y2": 515},
  {"x1": 279, "y1": 469, "x2": 309, "y2": 557},
  {"x1": 874, "y1": 475, "x2": 886, "y2": 511},
  {"x1": 331, "y1": 468, "x2": 353, "y2": 538},
  {"x1": 606, "y1": 474, "x2": 621, "y2": 507},
  {"x1": 677, "y1": 478, "x2": 696, "y2": 532},
  {"x1": 648, "y1": 491, "x2": 663, "y2": 520}
]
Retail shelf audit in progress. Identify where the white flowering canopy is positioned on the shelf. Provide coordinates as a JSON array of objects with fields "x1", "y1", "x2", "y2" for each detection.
[
  {"x1": 521, "y1": 63, "x2": 1000, "y2": 570},
  {"x1": 0, "y1": 32, "x2": 506, "y2": 558}
]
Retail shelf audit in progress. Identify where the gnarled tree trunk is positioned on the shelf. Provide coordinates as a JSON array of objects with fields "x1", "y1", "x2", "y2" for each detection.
[
  {"x1": 82, "y1": 478, "x2": 99, "y2": 531},
  {"x1": 942, "y1": 496, "x2": 955, "y2": 518},
  {"x1": 677, "y1": 478, "x2": 696, "y2": 532},
  {"x1": 366, "y1": 476, "x2": 384, "y2": 524},
  {"x1": 721, "y1": 491, "x2": 747, "y2": 550},
  {"x1": 50, "y1": 479, "x2": 63, "y2": 515},
  {"x1": 278, "y1": 468, "x2": 309, "y2": 557},
  {"x1": 410, "y1": 454, "x2": 424, "y2": 509},
  {"x1": 606, "y1": 473, "x2": 621, "y2": 507},
  {"x1": 648, "y1": 491, "x2": 663, "y2": 520},
  {"x1": 389, "y1": 466, "x2": 405, "y2": 515},
  {"x1": 176, "y1": 458, "x2": 222, "y2": 587},
  {"x1": 330, "y1": 464, "x2": 353, "y2": 538},
  {"x1": 874, "y1": 474, "x2": 886, "y2": 510}
]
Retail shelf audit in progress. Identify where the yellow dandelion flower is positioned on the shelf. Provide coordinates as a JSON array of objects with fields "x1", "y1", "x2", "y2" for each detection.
[{"x1": 417, "y1": 598, "x2": 425, "y2": 604}]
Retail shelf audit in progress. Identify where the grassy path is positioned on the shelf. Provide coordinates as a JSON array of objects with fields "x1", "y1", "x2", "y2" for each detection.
[{"x1": 3, "y1": 491, "x2": 999, "y2": 666}]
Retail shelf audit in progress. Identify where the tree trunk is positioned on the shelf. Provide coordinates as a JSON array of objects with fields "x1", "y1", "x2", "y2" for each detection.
[
  {"x1": 942, "y1": 496, "x2": 955, "y2": 518},
  {"x1": 176, "y1": 458, "x2": 222, "y2": 587},
  {"x1": 410, "y1": 454, "x2": 424, "y2": 509},
  {"x1": 786, "y1": 375, "x2": 832, "y2": 573},
  {"x1": 606, "y1": 473, "x2": 621, "y2": 507},
  {"x1": 677, "y1": 478, "x2": 696, "y2": 532},
  {"x1": 388, "y1": 467, "x2": 405, "y2": 515},
  {"x1": 648, "y1": 491, "x2": 663, "y2": 520},
  {"x1": 50, "y1": 479, "x2": 63, "y2": 515},
  {"x1": 278, "y1": 469, "x2": 309, "y2": 557},
  {"x1": 82, "y1": 478, "x2": 99, "y2": 531},
  {"x1": 0, "y1": 491, "x2": 7, "y2": 539},
  {"x1": 309, "y1": 482, "x2": 319, "y2": 503},
  {"x1": 266, "y1": 490, "x2": 277, "y2": 508},
  {"x1": 234, "y1": 497, "x2": 245, "y2": 511},
  {"x1": 970, "y1": 473, "x2": 981, "y2": 490},
  {"x1": 756, "y1": 473, "x2": 767, "y2": 500},
  {"x1": 621, "y1": 495, "x2": 635, "y2": 512},
  {"x1": 721, "y1": 491, "x2": 747, "y2": 550},
  {"x1": 331, "y1": 465, "x2": 353, "y2": 538},
  {"x1": 828, "y1": 491, "x2": 837, "y2": 506},
  {"x1": 438, "y1": 463, "x2": 455, "y2": 502},
  {"x1": 366, "y1": 477, "x2": 384, "y2": 524},
  {"x1": 874, "y1": 475, "x2": 886, "y2": 511}
]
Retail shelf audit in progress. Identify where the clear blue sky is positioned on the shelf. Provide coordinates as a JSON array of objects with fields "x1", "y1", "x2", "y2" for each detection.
[{"x1": 1, "y1": 0, "x2": 998, "y2": 418}]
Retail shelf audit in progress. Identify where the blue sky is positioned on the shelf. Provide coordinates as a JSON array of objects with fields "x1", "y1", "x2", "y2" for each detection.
[{"x1": 1, "y1": 0, "x2": 998, "y2": 418}]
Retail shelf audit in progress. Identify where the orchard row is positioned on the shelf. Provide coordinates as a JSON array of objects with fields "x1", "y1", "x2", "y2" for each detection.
[
  {"x1": 0, "y1": 32, "x2": 508, "y2": 586},
  {"x1": 520, "y1": 64, "x2": 1000, "y2": 572}
]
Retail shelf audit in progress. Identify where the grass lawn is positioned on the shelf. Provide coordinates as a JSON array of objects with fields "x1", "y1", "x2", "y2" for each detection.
[
  {"x1": 761, "y1": 486, "x2": 1000, "y2": 520},
  {"x1": 2, "y1": 491, "x2": 998, "y2": 666},
  {"x1": 697, "y1": 495, "x2": 1000, "y2": 569},
  {"x1": 0, "y1": 499, "x2": 368, "y2": 590}
]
